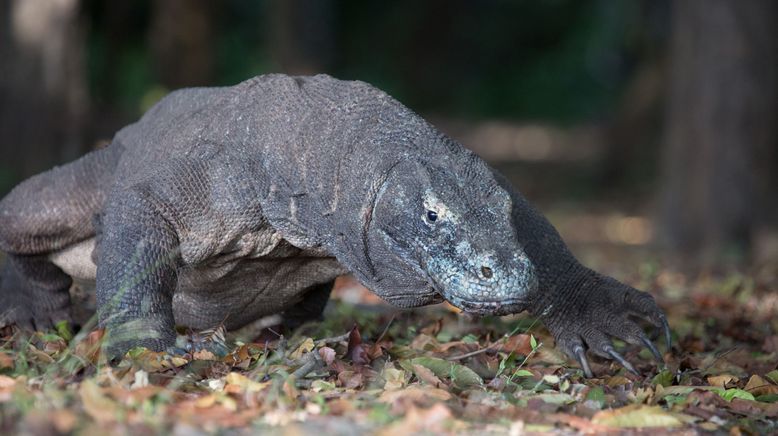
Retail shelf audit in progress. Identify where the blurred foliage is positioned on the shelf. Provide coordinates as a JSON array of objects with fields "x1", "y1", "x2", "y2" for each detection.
[{"x1": 82, "y1": 0, "x2": 662, "y2": 122}]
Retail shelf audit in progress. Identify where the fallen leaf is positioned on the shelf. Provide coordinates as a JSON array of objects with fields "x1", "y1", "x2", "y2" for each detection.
[
  {"x1": 0, "y1": 375, "x2": 16, "y2": 389},
  {"x1": 0, "y1": 353, "x2": 12, "y2": 370},
  {"x1": 412, "y1": 364, "x2": 444, "y2": 387},
  {"x1": 592, "y1": 404, "x2": 690, "y2": 428},
  {"x1": 337, "y1": 370, "x2": 363, "y2": 389},
  {"x1": 193, "y1": 349, "x2": 218, "y2": 361},
  {"x1": 383, "y1": 367, "x2": 406, "y2": 390},
  {"x1": 79, "y1": 379, "x2": 120, "y2": 423},
  {"x1": 403, "y1": 357, "x2": 483, "y2": 389},
  {"x1": 379, "y1": 403, "x2": 454, "y2": 435},
  {"x1": 290, "y1": 338, "x2": 315, "y2": 360},
  {"x1": 496, "y1": 334, "x2": 532, "y2": 355},
  {"x1": 346, "y1": 325, "x2": 370, "y2": 365},
  {"x1": 744, "y1": 374, "x2": 778, "y2": 396},
  {"x1": 50, "y1": 409, "x2": 78, "y2": 434},
  {"x1": 766, "y1": 369, "x2": 778, "y2": 385},
  {"x1": 318, "y1": 347, "x2": 336, "y2": 365},
  {"x1": 719, "y1": 388, "x2": 755, "y2": 402},
  {"x1": 225, "y1": 372, "x2": 268, "y2": 393},
  {"x1": 74, "y1": 330, "x2": 104, "y2": 364},
  {"x1": 378, "y1": 385, "x2": 452, "y2": 403},
  {"x1": 707, "y1": 374, "x2": 737, "y2": 388}
]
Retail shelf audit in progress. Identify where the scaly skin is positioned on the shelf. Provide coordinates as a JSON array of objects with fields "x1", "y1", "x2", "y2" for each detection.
[{"x1": 0, "y1": 74, "x2": 668, "y2": 374}]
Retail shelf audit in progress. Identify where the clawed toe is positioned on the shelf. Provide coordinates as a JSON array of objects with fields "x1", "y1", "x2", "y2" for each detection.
[
  {"x1": 603, "y1": 345, "x2": 639, "y2": 376},
  {"x1": 573, "y1": 345, "x2": 593, "y2": 378}
]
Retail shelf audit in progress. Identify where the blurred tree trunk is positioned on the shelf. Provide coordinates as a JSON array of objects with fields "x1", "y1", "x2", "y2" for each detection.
[
  {"x1": 268, "y1": 0, "x2": 335, "y2": 74},
  {"x1": 149, "y1": 0, "x2": 214, "y2": 89},
  {"x1": 660, "y1": 0, "x2": 777, "y2": 263},
  {"x1": 0, "y1": 0, "x2": 88, "y2": 191}
]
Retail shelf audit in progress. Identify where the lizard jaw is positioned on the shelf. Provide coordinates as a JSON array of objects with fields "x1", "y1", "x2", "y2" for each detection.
[{"x1": 442, "y1": 293, "x2": 528, "y2": 316}]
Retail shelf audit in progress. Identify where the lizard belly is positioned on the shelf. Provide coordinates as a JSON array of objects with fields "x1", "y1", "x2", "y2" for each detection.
[
  {"x1": 49, "y1": 238, "x2": 97, "y2": 281},
  {"x1": 173, "y1": 249, "x2": 346, "y2": 330},
  {"x1": 49, "y1": 237, "x2": 347, "y2": 330}
]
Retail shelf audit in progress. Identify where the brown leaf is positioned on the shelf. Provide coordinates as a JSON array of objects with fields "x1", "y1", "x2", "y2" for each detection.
[
  {"x1": 496, "y1": 334, "x2": 533, "y2": 355},
  {"x1": 344, "y1": 324, "x2": 369, "y2": 365},
  {"x1": 552, "y1": 413, "x2": 613, "y2": 434},
  {"x1": 0, "y1": 352, "x2": 13, "y2": 370},
  {"x1": 412, "y1": 364, "x2": 444, "y2": 388},
  {"x1": 318, "y1": 346, "x2": 336, "y2": 365},
  {"x1": 592, "y1": 404, "x2": 691, "y2": 428},
  {"x1": 728, "y1": 398, "x2": 778, "y2": 417},
  {"x1": 378, "y1": 385, "x2": 452, "y2": 403},
  {"x1": 707, "y1": 374, "x2": 737, "y2": 388},
  {"x1": 379, "y1": 403, "x2": 454, "y2": 435},
  {"x1": 419, "y1": 319, "x2": 443, "y2": 336},
  {"x1": 80, "y1": 379, "x2": 120, "y2": 423},
  {"x1": 192, "y1": 349, "x2": 218, "y2": 361},
  {"x1": 290, "y1": 337, "x2": 314, "y2": 360},
  {"x1": 74, "y1": 330, "x2": 104, "y2": 364},
  {"x1": 351, "y1": 344, "x2": 370, "y2": 365},
  {"x1": 50, "y1": 410, "x2": 78, "y2": 434},
  {"x1": 338, "y1": 370, "x2": 364, "y2": 389},
  {"x1": 744, "y1": 374, "x2": 778, "y2": 396},
  {"x1": 0, "y1": 375, "x2": 16, "y2": 389}
]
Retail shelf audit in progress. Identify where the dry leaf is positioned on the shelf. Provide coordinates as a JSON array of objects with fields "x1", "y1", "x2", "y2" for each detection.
[
  {"x1": 592, "y1": 405, "x2": 690, "y2": 428},
  {"x1": 290, "y1": 338, "x2": 315, "y2": 360},
  {"x1": 383, "y1": 367, "x2": 406, "y2": 390},
  {"x1": 707, "y1": 374, "x2": 737, "y2": 388},
  {"x1": 745, "y1": 374, "x2": 778, "y2": 396},
  {"x1": 378, "y1": 385, "x2": 452, "y2": 403},
  {"x1": 79, "y1": 379, "x2": 120, "y2": 423},
  {"x1": 411, "y1": 364, "x2": 444, "y2": 388},
  {"x1": 193, "y1": 349, "x2": 218, "y2": 361},
  {"x1": 0, "y1": 375, "x2": 16, "y2": 389},
  {"x1": 318, "y1": 346, "x2": 336, "y2": 365}
]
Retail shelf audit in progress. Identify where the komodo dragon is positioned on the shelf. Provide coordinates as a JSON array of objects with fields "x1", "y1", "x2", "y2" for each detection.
[{"x1": 0, "y1": 74, "x2": 670, "y2": 376}]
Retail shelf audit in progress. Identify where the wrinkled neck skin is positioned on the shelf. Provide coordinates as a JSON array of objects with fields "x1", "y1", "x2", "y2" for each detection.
[{"x1": 235, "y1": 77, "x2": 444, "y2": 307}]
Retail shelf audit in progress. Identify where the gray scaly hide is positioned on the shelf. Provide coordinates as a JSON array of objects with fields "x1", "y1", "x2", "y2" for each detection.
[{"x1": 0, "y1": 74, "x2": 668, "y2": 375}]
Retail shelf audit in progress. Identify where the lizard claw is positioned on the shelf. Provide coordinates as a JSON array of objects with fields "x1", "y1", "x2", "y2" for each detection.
[
  {"x1": 641, "y1": 335, "x2": 664, "y2": 364},
  {"x1": 604, "y1": 345, "x2": 639, "y2": 376},
  {"x1": 573, "y1": 345, "x2": 593, "y2": 378},
  {"x1": 661, "y1": 315, "x2": 672, "y2": 351}
]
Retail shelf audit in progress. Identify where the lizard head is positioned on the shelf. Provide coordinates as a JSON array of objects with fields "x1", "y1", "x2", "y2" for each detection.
[{"x1": 372, "y1": 159, "x2": 537, "y2": 315}]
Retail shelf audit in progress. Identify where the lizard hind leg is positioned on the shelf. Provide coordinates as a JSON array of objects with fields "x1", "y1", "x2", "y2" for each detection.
[{"x1": 0, "y1": 144, "x2": 122, "y2": 332}]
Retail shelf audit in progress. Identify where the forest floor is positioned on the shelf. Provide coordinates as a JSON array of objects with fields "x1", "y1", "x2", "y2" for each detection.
[{"x1": 1, "y1": 216, "x2": 776, "y2": 435}]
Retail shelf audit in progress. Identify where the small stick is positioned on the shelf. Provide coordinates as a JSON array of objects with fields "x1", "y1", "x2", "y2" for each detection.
[
  {"x1": 314, "y1": 332, "x2": 350, "y2": 346},
  {"x1": 291, "y1": 351, "x2": 322, "y2": 379},
  {"x1": 447, "y1": 345, "x2": 497, "y2": 361}
]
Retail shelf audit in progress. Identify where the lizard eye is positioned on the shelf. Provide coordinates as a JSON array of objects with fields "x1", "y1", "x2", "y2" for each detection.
[{"x1": 426, "y1": 210, "x2": 438, "y2": 222}]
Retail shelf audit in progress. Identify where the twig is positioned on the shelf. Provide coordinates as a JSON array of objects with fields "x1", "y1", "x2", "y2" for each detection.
[
  {"x1": 291, "y1": 350, "x2": 322, "y2": 379},
  {"x1": 447, "y1": 345, "x2": 497, "y2": 361},
  {"x1": 375, "y1": 314, "x2": 396, "y2": 343},
  {"x1": 314, "y1": 332, "x2": 350, "y2": 346}
]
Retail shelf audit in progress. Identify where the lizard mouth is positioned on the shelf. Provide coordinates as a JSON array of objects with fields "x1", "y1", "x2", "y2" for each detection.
[
  {"x1": 427, "y1": 277, "x2": 528, "y2": 316},
  {"x1": 440, "y1": 293, "x2": 528, "y2": 316}
]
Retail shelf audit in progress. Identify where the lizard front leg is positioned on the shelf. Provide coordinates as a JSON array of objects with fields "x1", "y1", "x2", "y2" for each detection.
[
  {"x1": 96, "y1": 187, "x2": 180, "y2": 357},
  {"x1": 529, "y1": 266, "x2": 670, "y2": 377},
  {"x1": 492, "y1": 170, "x2": 669, "y2": 377}
]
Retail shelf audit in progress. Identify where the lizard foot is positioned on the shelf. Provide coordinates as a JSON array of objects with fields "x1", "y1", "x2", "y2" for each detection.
[
  {"x1": 0, "y1": 295, "x2": 73, "y2": 334},
  {"x1": 537, "y1": 273, "x2": 670, "y2": 378}
]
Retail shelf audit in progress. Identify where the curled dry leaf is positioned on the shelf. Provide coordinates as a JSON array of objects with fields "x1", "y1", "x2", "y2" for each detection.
[{"x1": 318, "y1": 346, "x2": 336, "y2": 365}]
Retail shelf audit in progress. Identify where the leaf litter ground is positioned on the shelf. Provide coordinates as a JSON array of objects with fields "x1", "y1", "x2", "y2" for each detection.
[{"x1": 0, "y1": 261, "x2": 776, "y2": 435}]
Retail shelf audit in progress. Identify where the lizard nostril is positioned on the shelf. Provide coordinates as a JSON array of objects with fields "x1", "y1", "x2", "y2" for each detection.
[{"x1": 481, "y1": 266, "x2": 493, "y2": 279}]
